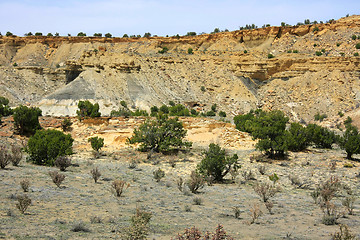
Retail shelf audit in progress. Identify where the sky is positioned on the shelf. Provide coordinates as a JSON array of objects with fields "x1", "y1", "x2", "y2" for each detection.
[{"x1": 0, "y1": 0, "x2": 359, "y2": 37}]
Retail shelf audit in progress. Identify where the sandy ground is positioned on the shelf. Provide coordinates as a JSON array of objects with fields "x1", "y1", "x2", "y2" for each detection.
[{"x1": 0, "y1": 117, "x2": 360, "y2": 239}]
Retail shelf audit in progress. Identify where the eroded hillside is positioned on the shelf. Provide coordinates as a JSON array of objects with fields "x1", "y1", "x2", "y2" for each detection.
[{"x1": 1, "y1": 15, "x2": 360, "y2": 121}]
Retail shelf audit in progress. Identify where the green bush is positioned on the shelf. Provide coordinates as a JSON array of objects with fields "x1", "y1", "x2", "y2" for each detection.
[
  {"x1": 352, "y1": 35, "x2": 357, "y2": 40},
  {"x1": 159, "y1": 104, "x2": 169, "y2": 114},
  {"x1": 338, "y1": 124, "x2": 360, "y2": 159},
  {"x1": 344, "y1": 116, "x2": 353, "y2": 125},
  {"x1": 188, "y1": 48, "x2": 193, "y2": 54},
  {"x1": 251, "y1": 110, "x2": 289, "y2": 158},
  {"x1": 211, "y1": 104, "x2": 217, "y2": 112},
  {"x1": 93, "y1": 33, "x2": 102, "y2": 37},
  {"x1": 314, "y1": 112, "x2": 327, "y2": 122},
  {"x1": 132, "y1": 109, "x2": 148, "y2": 116},
  {"x1": 158, "y1": 47, "x2": 168, "y2": 54},
  {"x1": 13, "y1": 105, "x2": 42, "y2": 135},
  {"x1": 219, "y1": 111, "x2": 227, "y2": 118},
  {"x1": 27, "y1": 129, "x2": 73, "y2": 166},
  {"x1": 88, "y1": 136, "x2": 104, "y2": 152},
  {"x1": 234, "y1": 109, "x2": 259, "y2": 133},
  {"x1": 356, "y1": 43, "x2": 360, "y2": 49},
  {"x1": 35, "y1": 32, "x2": 42, "y2": 36},
  {"x1": 197, "y1": 143, "x2": 239, "y2": 182},
  {"x1": 200, "y1": 86, "x2": 206, "y2": 92},
  {"x1": 286, "y1": 122, "x2": 310, "y2": 152},
  {"x1": 104, "y1": 33, "x2": 112, "y2": 38},
  {"x1": 354, "y1": 52, "x2": 359, "y2": 56},
  {"x1": 76, "y1": 100, "x2": 101, "y2": 119},
  {"x1": 77, "y1": 32, "x2": 86, "y2": 37},
  {"x1": 61, "y1": 118, "x2": 72, "y2": 132},
  {"x1": 0, "y1": 96, "x2": 13, "y2": 117},
  {"x1": 205, "y1": 110, "x2": 216, "y2": 117},
  {"x1": 191, "y1": 109, "x2": 199, "y2": 116},
  {"x1": 169, "y1": 104, "x2": 190, "y2": 116},
  {"x1": 306, "y1": 124, "x2": 336, "y2": 149},
  {"x1": 128, "y1": 114, "x2": 192, "y2": 153},
  {"x1": 315, "y1": 51, "x2": 323, "y2": 56},
  {"x1": 150, "y1": 106, "x2": 159, "y2": 117},
  {"x1": 267, "y1": 53, "x2": 275, "y2": 59}
]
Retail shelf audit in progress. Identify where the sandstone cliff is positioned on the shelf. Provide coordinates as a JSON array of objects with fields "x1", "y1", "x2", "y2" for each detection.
[{"x1": 1, "y1": 15, "x2": 360, "y2": 121}]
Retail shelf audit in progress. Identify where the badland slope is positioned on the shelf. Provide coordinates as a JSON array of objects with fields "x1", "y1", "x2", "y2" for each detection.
[{"x1": 1, "y1": 15, "x2": 360, "y2": 122}]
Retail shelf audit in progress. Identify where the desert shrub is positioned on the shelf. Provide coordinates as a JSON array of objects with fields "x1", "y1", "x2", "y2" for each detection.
[
  {"x1": 49, "y1": 171, "x2": 66, "y2": 188},
  {"x1": 174, "y1": 224, "x2": 233, "y2": 240},
  {"x1": 90, "y1": 167, "x2": 101, "y2": 183},
  {"x1": 153, "y1": 168, "x2": 165, "y2": 182},
  {"x1": 186, "y1": 171, "x2": 205, "y2": 193},
  {"x1": 233, "y1": 206, "x2": 241, "y2": 219},
  {"x1": 248, "y1": 203, "x2": 262, "y2": 224},
  {"x1": 6, "y1": 31, "x2": 14, "y2": 36},
  {"x1": 193, "y1": 197, "x2": 203, "y2": 205},
  {"x1": 267, "y1": 53, "x2": 274, "y2": 58},
  {"x1": 20, "y1": 179, "x2": 30, "y2": 192},
  {"x1": 352, "y1": 35, "x2": 357, "y2": 40},
  {"x1": 110, "y1": 107, "x2": 133, "y2": 117},
  {"x1": 253, "y1": 182, "x2": 279, "y2": 202},
  {"x1": 314, "y1": 112, "x2": 327, "y2": 121},
  {"x1": 200, "y1": 86, "x2": 206, "y2": 92},
  {"x1": 197, "y1": 143, "x2": 239, "y2": 182},
  {"x1": 90, "y1": 216, "x2": 102, "y2": 223},
  {"x1": 71, "y1": 221, "x2": 91, "y2": 232},
  {"x1": 234, "y1": 109, "x2": 259, "y2": 133},
  {"x1": 128, "y1": 114, "x2": 192, "y2": 153},
  {"x1": 288, "y1": 174, "x2": 303, "y2": 188},
  {"x1": 54, "y1": 156, "x2": 71, "y2": 171},
  {"x1": 0, "y1": 144, "x2": 11, "y2": 169},
  {"x1": 286, "y1": 122, "x2": 311, "y2": 152},
  {"x1": 0, "y1": 96, "x2": 13, "y2": 117},
  {"x1": 16, "y1": 195, "x2": 31, "y2": 214},
  {"x1": 317, "y1": 176, "x2": 341, "y2": 225},
  {"x1": 112, "y1": 180, "x2": 129, "y2": 197},
  {"x1": 241, "y1": 170, "x2": 255, "y2": 183},
  {"x1": 158, "y1": 47, "x2": 169, "y2": 54},
  {"x1": 331, "y1": 224, "x2": 356, "y2": 240},
  {"x1": 121, "y1": 207, "x2": 152, "y2": 240},
  {"x1": 10, "y1": 144, "x2": 22, "y2": 166},
  {"x1": 205, "y1": 110, "x2": 216, "y2": 117},
  {"x1": 269, "y1": 173, "x2": 279, "y2": 185},
  {"x1": 356, "y1": 43, "x2": 360, "y2": 49},
  {"x1": 27, "y1": 129, "x2": 73, "y2": 166},
  {"x1": 338, "y1": 111, "x2": 344, "y2": 117},
  {"x1": 219, "y1": 111, "x2": 227, "y2": 118},
  {"x1": 13, "y1": 105, "x2": 42, "y2": 135},
  {"x1": 338, "y1": 124, "x2": 360, "y2": 159},
  {"x1": 344, "y1": 116, "x2": 353, "y2": 125},
  {"x1": 306, "y1": 124, "x2": 336, "y2": 149},
  {"x1": 61, "y1": 118, "x2": 72, "y2": 132},
  {"x1": 76, "y1": 100, "x2": 100, "y2": 119},
  {"x1": 315, "y1": 51, "x2": 323, "y2": 56},
  {"x1": 104, "y1": 33, "x2": 112, "y2": 38},
  {"x1": 257, "y1": 165, "x2": 266, "y2": 175},
  {"x1": 88, "y1": 136, "x2": 104, "y2": 152},
  {"x1": 211, "y1": 104, "x2": 217, "y2": 112},
  {"x1": 93, "y1": 33, "x2": 102, "y2": 37},
  {"x1": 188, "y1": 48, "x2": 193, "y2": 54},
  {"x1": 342, "y1": 196, "x2": 356, "y2": 215},
  {"x1": 132, "y1": 109, "x2": 149, "y2": 116},
  {"x1": 354, "y1": 52, "x2": 359, "y2": 56}
]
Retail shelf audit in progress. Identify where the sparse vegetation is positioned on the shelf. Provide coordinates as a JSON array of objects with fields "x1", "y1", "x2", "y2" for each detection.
[
  {"x1": 153, "y1": 168, "x2": 165, "y2": 182},
  {"x1": 90, "y1": 167, "x2": 101, "y2": 183},
  {"x1": 112, "y1": 180, "x2": 129, "y2": 197},
  {"x1": 186, "y1": 171, "x2": 205, "y2": 193},
  {"x1": 49, "y1": 170, "x2": 66, "y2": 188},
  {"x1": 54, "y1": 156, "x2": 71, "y2": 171},
  {"x1": 20, "y1": 179, "x2": 30, "y2": 192},
  {"x1": 120, "y1": 207, "x2": 152, "y2": 240},
  {"x1": 0, "y1": 144, "x2": 11, "y2": 169},
  {"x1": 16, "y1": 195, "x2": 31, "y2": 214}
]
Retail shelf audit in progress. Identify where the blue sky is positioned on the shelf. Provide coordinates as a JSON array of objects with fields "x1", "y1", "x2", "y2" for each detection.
[{"x1": 0, "y1": 0, "x2": 358, "y2": 37}]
